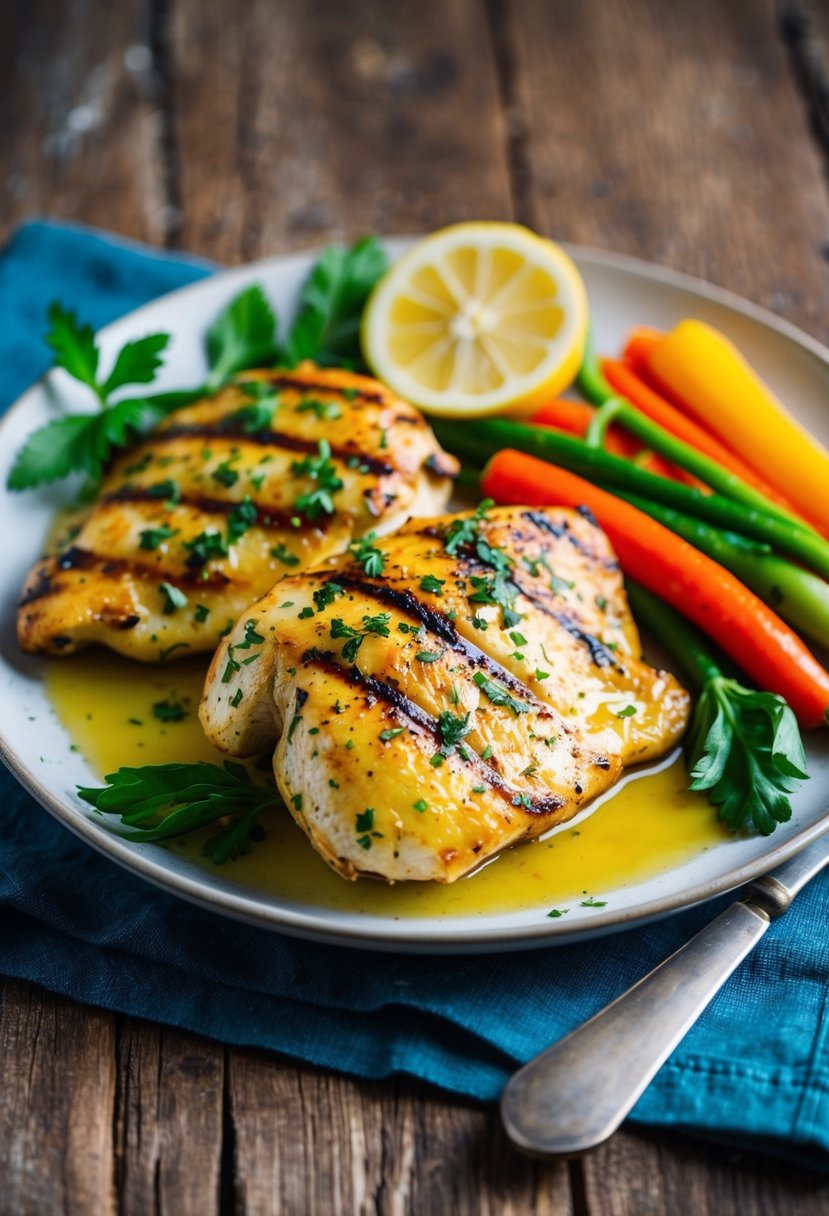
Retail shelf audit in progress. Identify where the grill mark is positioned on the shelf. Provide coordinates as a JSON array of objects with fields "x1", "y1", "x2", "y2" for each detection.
[
  {"x1": 152, "y1": 424, "x2": 398, "y2": 477},
  {"x1": 101, "y1": 486, "x2": 328, "y2": 532},
  {"x1": 327, "y1": 574, "x2": 555, "y2": 716},
  {"x1": 461, "y1": 555, "x2": 621, "y2": 672},
  {"x1": 521, "y1": 508, "x2": 600, "y2": 560},
  {"x1": 263, "y1": 374, "x2": 387, "y2": 403},
  {"x1": 299, "y1": 648, "x2": 565, "y2": 816},
  {"x1": 18, "y1": 546, "x2": 232, "y2": 605}
]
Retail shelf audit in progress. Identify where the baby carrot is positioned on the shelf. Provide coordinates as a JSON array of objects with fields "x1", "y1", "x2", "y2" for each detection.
[
  {"x1": 481, "y1": 448, "x2": 829, "y2": 728},
  {"x1": 531, "y1": 399, "x2": 680, "y2": 478},
  {"x1": 601, "y1": 358, "x2": 810, "y2": 524},
  {"x1": 643, "y1": 320, "x2": 829, "y2": 532}
]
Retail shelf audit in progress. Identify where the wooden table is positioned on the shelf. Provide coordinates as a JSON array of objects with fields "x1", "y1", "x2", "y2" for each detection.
[{"x1": 2, "y1": 1, "x2": 829, "y2": 1211}]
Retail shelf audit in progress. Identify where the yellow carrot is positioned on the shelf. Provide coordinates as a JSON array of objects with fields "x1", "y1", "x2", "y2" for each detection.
[{"x1": 644, "y1": 320, "x2": 829, "y2": 533}]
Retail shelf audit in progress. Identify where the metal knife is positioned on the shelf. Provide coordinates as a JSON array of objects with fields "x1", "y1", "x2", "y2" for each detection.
[{"x1": 501, "y1": 829, "x2": 829, "y2": 1158}]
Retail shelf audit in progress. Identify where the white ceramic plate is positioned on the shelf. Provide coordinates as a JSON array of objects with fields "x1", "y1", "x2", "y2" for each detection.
[{"x1": 1, "y1": 239, "x2": 827, "y2": 953}]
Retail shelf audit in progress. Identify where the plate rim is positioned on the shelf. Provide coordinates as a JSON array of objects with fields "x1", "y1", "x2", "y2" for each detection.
[{"x1": 1, "y1": 236, "x2": 828, "y2": 953}]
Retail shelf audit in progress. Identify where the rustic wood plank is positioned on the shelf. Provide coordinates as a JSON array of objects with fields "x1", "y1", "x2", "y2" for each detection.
[
  {"x1": 113, "y1": 1019, "x2": 225, "y2": 1216},
  {"x1": 0, "y1": 978, "x2": 117, "y2": 1216},
  {"x1": 167, "y1": 0, "x2": 513, "y2": 263},
  {"x1": 501, "y1": 0, "x2": 829, "y2": 341},
  {"x1": 779, "y1": 0, "x2": 829, "y2": 160},
  {"x1": 580, "y1": 1127, "x2": 829, "y2": 1216},
  {"x1": 226, "y1": 1049, "x2": 573, "y2": 1215},
  {"x1": 0, "y1": 0, "x2": 168, "y2": 247}
]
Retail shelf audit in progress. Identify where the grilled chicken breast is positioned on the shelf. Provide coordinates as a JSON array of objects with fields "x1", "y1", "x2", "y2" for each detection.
[
  {"x1": 200, "y1": 504, "x2": 690, "y2": 883},
  {"x1": 17, "y1": 364, "x2": 458, "y2": 661}
]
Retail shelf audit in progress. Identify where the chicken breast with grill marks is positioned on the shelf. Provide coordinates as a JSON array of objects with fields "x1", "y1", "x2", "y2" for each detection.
[
  {"x1": 200, "y1": 504, "x2": 690, "y2": 883},
  {"x1": 17, "y1": 364, "x2": 458, "y2": 661}
]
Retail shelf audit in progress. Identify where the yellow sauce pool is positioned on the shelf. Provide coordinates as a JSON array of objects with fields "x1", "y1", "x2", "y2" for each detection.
[{"x1": 46, "y1": 652, "x2": 729, "y2": 918}]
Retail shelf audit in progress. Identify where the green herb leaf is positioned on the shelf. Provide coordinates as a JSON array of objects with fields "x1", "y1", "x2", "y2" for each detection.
[
  {"x1": 159, "y1": 582, "x2": 188, "y2": 614},
  {"x1": 206, "y1": 285, "x2": 278, "y2": 389},
  {"x1": 283, "y1": 237, "x2": 388, "y2": 368},
  {"x1": 472, "y1": 671, "x2": 530, "y2": 715},
  {"x1": 348, "y1": 532, "x2": 385, "y2": 577},
  {"x1": 420, "y1": 574, "x2": 446, "y2": 595},
  {"x1": 7, "y1": 398, "x2": 147, "y2": 491},
  {"x1": 292, "y1": 439, "x2": 344, "y2": 520},
  {"x1": 102, "y1": 333, "x2": 170, "y2": 397},
  {"x1": 152, "y1": 698, "x2": 187, "y2": 722},
  {"x1": 78, "y1": 760, "x2": 276, "y2": 860},
  {"x1": 139, "y1": 524, "x2": 178, "y2": 551},
  {"x1": 271, "y1": 544, "x2": 300, "y2": 567},
  {"x1": 686, "y1": 677, "x2": 808, "y2": 835},
  {"x1": 45, "y1": 302, "x2": 99, "y2": 390}
]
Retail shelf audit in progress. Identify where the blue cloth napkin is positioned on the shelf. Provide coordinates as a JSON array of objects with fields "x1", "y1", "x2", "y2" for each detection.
[{"x1": 1, "y1": 220, "x2": 827, "y2": 1168}]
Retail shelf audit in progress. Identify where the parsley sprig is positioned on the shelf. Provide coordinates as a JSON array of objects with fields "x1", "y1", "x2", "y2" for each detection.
[
  {"x1": 627, "y1": 582, "x2": 809, "y2": 835},
  {"x1": 282, "y1": 237, "x2": 387, "y2": 369},
  {"x1": 78, "y1": 760, "x2": 276, "y2": 863},
  {"x1": 9, "y1": 236, "x2": 388, "y2": 495}
]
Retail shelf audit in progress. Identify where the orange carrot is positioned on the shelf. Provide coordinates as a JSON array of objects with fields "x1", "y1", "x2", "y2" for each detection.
[
  {"x1": 531, "y1": 400, "x2": 687, "y2": 482},
  {"x1": 601, "y1": 357, "x2": 813, "y2": 525},
  {"x1": 622, "y1": 327, "x2": 664, "y2": 374},
  {"x1": 482, "y1": 449, "x2": 829, "y2": 728}
]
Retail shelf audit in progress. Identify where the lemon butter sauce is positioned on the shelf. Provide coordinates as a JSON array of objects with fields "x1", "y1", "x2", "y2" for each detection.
[{"x1": 46, "y1": 652, "x2": 728, "y2": 918}]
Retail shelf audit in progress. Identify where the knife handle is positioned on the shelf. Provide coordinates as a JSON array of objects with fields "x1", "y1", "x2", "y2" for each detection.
[{"x1": 501, "y1": 831, "x2": 829, "y2": 1159}]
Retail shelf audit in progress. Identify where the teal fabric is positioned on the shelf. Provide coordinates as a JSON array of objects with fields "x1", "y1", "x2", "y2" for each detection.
[{"x1": 1, "y1": 220, "x2": 827, "y2": 1167}]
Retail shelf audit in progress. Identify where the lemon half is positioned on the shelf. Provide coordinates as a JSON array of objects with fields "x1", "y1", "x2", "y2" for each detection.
[{"x1": 361, "y1": 222, "x2": 589, "y2": 418}]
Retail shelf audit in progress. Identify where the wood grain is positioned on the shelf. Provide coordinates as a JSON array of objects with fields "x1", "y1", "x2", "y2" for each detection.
[
  {"x1": 502, "y1": 0, "x2": 829, "y2": 341},
  {"x1": 166, "y1": 0, "x2": 514, "y2": 263},
  {"x1": 0, "y1": 979, "x2": 117, "y2": 1216},
  {"x1": 0, "y1": 0, "x2": 167, "y2": 248},
  {"x1": 227, "y1": 1049, "x2": 572, "y2": 1216},
  {"x1": 581, "y1": 1128, "x2": 829, "y2": 1216},
  {"x1": 2, "y1": 0, "x2": 829, "y2": 1213},
  {"x1": 113, "y1": 1021, "x2": 225, "y2": 1216}
]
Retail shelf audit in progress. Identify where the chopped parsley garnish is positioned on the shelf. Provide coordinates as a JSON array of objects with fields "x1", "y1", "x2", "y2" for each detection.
[
  {"x1": 415, "y1": 650, "x2": 442, "y2": 663},
  {"x1": 535, "y1": 669, "x2": 550, "y2": 681},
  {"x1": 413, "y1": 799, "x2": 428, "y2": 813},
  {"x1": 356, "y1": 808, "x2": 375, "y2": 832},
  {"x1": 291, "y1": 439, "x2": 344, "y2": 519},
  {"x1": 184, "y1": 528, "x2": 228, "y2": 567},
  {"x1": 348, "y1": 532, "x2": 385, "y2": 577},
  {"x1": 147, "y1": 479, "x2": 180, "y2": 503},
  {"x1": 296, "y1": 397, "x2": 342, "y2": 420},
  {"x1": 547, "y1": 908, "x2": 569, "y2": 919},
  {"x1": 580, "y1": 897, "x2": 608, "y2": 908},
  {"x1": 467, "y1": 571, "x2": 522, "y2": 628},
  {"x1": 379, "y1": 727, "x2": 404, "y2": 742},
  {"x1": 139, "y1": 524, "x2": 178, "y2": 551},
  {"x1": 330, "y1": 612, "x2": 391, "y2": 662},
  {"x1": 509, "y1": 630, "x2": 528, "y2": 647},
  {"x1": 420, "y1": 574, "x2": 445, "y2": 595},
  {"x1": 482, "y1": 744, "x2": 493, "y2": 761},
  {"x1": 313, "y1": 581, "x2": 345, "y2": 612},
  {"x1": 437, "y1": 710, "x2": 471, "y2": 754},
  {"x1": 271, "y1": 544, "x2": 300, "y2": 566},
  {"x1": 473, "y1": 671, "x2": 530, "y2": 715},
  {"x1": 227, "y1": 495, "x2": 258, "y2": 544},
  {"x1": 159, "y1": 582, "x2": 188, "y2": 614},
  {"x1": 616, "y1": 704, "x2": 637, "y2": 718},
  {"x1": 152, "y1": 698, "x2": 187, "y2": 722},
  {"x1": 230, "y1": 688, "x2": 244, "y2": 708},
  {"x1": 298, "y1": 606, "x2": 314, "y2": 619},
  {"x1": 228, "y1": 380, "x2": 280, "y2": 432},
  {"x1": 212, "y1": 459, "x2": 239, "y2": 488}
]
